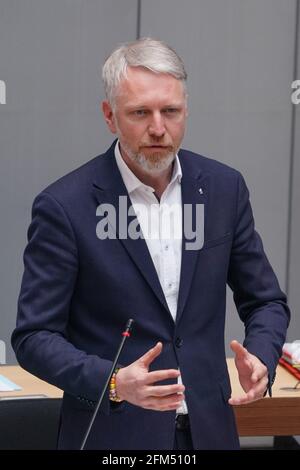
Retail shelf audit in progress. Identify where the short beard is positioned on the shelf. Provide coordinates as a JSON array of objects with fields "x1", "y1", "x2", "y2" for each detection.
[{"x1": 132, "y1": 149, "x2": 175, "y2": 174}]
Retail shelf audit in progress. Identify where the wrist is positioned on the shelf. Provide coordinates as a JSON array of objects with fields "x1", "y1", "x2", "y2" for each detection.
[{"x1": 109, "y1": 367, "x2": 123, "y2": 402}]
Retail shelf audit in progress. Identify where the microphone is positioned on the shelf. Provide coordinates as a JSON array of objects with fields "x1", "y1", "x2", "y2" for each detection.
[{"x1": 80, "y1": 318, "x2": 134, "y2": 450}]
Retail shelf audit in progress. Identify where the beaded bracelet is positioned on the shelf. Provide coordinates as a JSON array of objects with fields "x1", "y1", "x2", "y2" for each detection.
[{"x1": 109, "y1": 367, "x2": 122, "y2": 402}]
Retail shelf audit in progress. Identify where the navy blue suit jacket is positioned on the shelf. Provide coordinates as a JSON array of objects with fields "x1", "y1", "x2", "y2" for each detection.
[{"x1": 12, "y1": 141, "x2": 290, "y2": 449}]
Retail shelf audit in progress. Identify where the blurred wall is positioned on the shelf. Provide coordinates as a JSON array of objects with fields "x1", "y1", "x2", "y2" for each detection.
[{"x1": 287, "y1": 0, "x2": 300, "y2": 340}]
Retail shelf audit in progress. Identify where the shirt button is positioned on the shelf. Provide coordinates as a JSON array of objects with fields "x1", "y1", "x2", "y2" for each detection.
[
  {"x1": 168, "y1": 282, "x2": 172, "y2": 289},
  {"x1": 175, "y1": 337, "x2": 183, "y2": 348},
  {"x1": 165, "y1": 245, "x2": 169, "y2": 251}
]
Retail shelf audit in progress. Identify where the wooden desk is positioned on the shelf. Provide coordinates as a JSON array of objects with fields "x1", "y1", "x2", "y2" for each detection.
[
  {"x1": 1, "y1": 362, "x2": 299, "y2": 436},
  {"x1": 0, "y1": 365, "x2": 63, "y2": 399}
]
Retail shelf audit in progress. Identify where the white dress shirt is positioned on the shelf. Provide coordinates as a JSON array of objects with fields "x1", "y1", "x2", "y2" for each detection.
[{"x1": 115, "y1": 141, "x2": 188, "y2": 414}]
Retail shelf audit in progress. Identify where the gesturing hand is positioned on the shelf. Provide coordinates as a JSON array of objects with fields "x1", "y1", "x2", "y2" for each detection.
[
  {"x1": 228, "y1": 340, "x2": 269, "y2": 405},
  {"x1": 115, "y1": 342, "x2": 185, "y2": 411}
]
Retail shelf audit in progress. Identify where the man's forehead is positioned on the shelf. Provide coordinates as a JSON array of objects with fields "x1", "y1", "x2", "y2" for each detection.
[
  {"x1": 117, "y1": 67, "x2": 185, "y2": 100},
  {"x1": 123, "y1": 66, "x2": 179, "y2": 86}
]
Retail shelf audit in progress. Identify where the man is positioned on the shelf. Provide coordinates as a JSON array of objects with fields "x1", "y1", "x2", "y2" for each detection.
[{"x1": 12, "y1": 38, "x2": 290, "y2": 450}]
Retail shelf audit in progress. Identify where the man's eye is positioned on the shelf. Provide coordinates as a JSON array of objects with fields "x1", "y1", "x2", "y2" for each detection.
[
  {"x1": 163, "y1": 108, "x2": 179, "y2": 114},
  {"x1": 133, "y1": 110, "x2": 147, "y2": 116}
]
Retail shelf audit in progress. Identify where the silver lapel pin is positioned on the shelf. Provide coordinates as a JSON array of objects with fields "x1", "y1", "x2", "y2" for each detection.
[{"x1": 198, "y1": 188, "x2": 204, "y2": 194}]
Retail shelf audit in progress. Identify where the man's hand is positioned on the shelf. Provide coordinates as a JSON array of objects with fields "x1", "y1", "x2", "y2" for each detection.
[
  {"x1": 228, "y1": 340, "x2": 269, "y2": 405},
  {"x1": 115, "y1": 342, "x2": 185, "y2": 411}
]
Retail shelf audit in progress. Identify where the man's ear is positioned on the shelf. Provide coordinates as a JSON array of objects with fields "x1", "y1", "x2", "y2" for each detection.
[{"x1": 102, "y1": 101, "x2": 117, "y2": 133}]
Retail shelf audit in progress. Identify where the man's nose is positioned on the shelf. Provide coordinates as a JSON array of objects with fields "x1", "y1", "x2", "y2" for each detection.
[{"x1": 148, "y1": 113, "x2": 166, "y2": 137}]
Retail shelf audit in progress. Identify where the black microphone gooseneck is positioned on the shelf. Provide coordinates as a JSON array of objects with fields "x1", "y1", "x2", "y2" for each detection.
[{"x1": 80, "y1": 318, "x2": 134, "y2": 450}]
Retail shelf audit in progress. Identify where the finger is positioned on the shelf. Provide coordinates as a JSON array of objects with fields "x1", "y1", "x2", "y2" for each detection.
[
  {"x1": 147, "y1": 383, "x2": 185, "y2": 397},
  {"x1": 228, "y1": 390, "x2": 256, "y2": 405},
  {"x1": 229, "y1": 377, "x2": 268, "y2": 405},
  {"x1": 229, "y1": 393, "x2": 257, "y2": 405},
  {"x1": 251, "y1": 364, "x2": 268, "y2": 383},
  {"x1": 250, "y1": 375, "x2": 269, "y2": 396},
  {"x1": 143, "y1": 393, "x2": 185, "y2": 411},
  {"x1": 139, "y1": 342, "x2": 163, "y2": 368},
  {"x1": 145, "y1": 369, "x2": 181, "y2": 385},
  {"x1": 230, "y1": 340, "x2": 248, "y2": 359}
]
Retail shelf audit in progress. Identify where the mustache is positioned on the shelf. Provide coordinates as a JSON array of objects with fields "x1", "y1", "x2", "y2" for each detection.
[{"x1": 139, "y1": 143, "x2": 174, "y2": 149}]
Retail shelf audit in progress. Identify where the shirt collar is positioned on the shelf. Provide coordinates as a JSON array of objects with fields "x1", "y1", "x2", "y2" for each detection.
[{"x1": 114, "y1": 140, "x2": 182, "y2": 195}]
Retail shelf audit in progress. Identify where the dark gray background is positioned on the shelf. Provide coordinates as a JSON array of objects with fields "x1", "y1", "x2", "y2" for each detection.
[{"x1": 0, "y1": 0, "x2": 299, "y2": 370}]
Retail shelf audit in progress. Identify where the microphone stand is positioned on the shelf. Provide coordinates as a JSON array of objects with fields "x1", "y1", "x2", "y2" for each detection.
[{"x1": 80, "y1": 318, "x2": 134, "y2": 450}]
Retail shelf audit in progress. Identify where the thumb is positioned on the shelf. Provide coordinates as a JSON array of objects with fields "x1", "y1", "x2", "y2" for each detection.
[
  {"x1": 230, "y1": 340, "x2": 248, "y2": 359},
  {"x1": 139, "y1": 342, "x2": 163, "y2": 368}
]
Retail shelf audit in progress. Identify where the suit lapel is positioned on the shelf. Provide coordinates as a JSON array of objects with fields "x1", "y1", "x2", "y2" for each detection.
[
  {"x1": 92, "y1": 143, "x2": 170, "y2": 315},
  {"x1": 176, "y1": 154, "x2": 209, "y2": 324}
]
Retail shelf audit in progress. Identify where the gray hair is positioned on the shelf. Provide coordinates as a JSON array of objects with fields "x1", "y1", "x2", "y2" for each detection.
[{"x1": 102, "y1": 37, "x2": 187, "y2": 107}]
